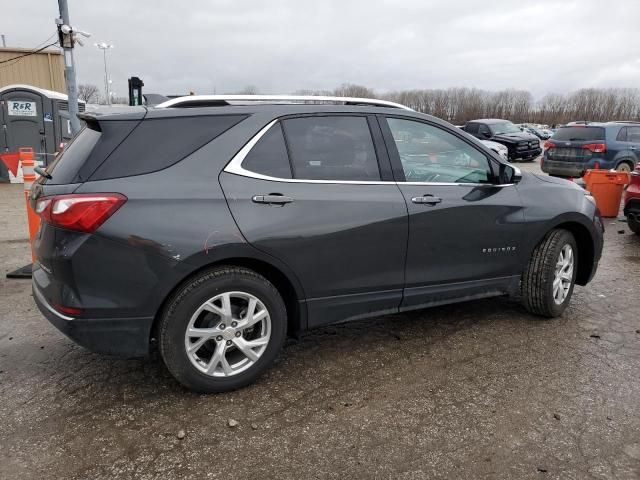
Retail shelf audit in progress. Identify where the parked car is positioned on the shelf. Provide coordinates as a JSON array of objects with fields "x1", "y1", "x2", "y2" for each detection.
[
  {"x1": 624, "y1": 163, "x2": 640, "y2": 234},
  {"x1": 542, "y1": 122, "x2": 640, "y2": 177},
  {"x1": 31, "y1": 96, "x2": 604, "y2": 392},
  {"x1": 541, "y1": 128, "x2": 554, "y2": 138},
  {"x1": 525, "y1": 126, "x2": 551, "y2": 140},
  {"x1": 463, "y1": 119, "x2": 541, "y2": 161},
  {"x1": 480, "y1": 139, "x2": 509, "y2": 160}
]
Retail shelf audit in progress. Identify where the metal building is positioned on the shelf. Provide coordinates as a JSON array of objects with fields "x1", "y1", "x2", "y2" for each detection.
[{"x1": 0, "y1": 47, "x2": 66, "y2": 92}]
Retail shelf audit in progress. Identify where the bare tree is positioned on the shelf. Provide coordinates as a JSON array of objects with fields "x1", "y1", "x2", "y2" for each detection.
[
  {"x1": 333, "y1": 83, "x2": 376, "y2": 98},
  {"x1": 77, "y1": 84, "x2": 100, "y2": 103},
  {"x1": 236, "y1": 85, "x2": 259, "y2": 95},
  {"x1": 110, "y1": 96, "x2": 129, "y2": 105},
  {"x1": 298, "y1": 84, "x2": 640, "y2": 125}
]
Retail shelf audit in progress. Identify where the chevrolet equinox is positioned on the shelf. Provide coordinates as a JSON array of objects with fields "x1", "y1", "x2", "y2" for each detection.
[{"x1": 31, "y1": 96, "x2": 604, "y2": 392}]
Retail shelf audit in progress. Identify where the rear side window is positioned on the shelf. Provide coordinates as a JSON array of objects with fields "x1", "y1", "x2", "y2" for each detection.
[
  {"x1": 478, "y1": 124, "x2": 491, "y2": 136},
  {"x1": 90, "y1": 115, "x2": 246, "y2": 180},
  {"x1": 617, "y1": 126, "x2": 640, "y2": 142},
  {"x1": 46, "y1": 125, "x2": 101, "y2": 184},
  {"x1": 465, "y1": 123, "x2": 479, "y2": 134},
  {"x1": 628, "y1": 126, "x2": 640, "y2": 142},
  {"x1": 242, "y1": 123, "x2": 292, "y2": 178},
  {"x1": 282, "y1": 116, "x2": 380, "y2": 181},
  {"x1": 553, "y1": 127, "x2": 605, "y2": 141}
]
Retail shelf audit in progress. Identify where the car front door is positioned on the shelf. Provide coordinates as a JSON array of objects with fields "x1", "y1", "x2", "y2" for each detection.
[
  {"x1": 219, "y1": 114, "x2": 408, "y2": 328},
  {"x1": 379, "y1": 115, "x2": 525, "y2": 311}
]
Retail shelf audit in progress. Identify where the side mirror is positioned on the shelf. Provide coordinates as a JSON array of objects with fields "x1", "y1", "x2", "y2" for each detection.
[
  {"x1": 500, "y1": 164, "x2": 522, "y2": 184},
  {"x1": 482, "y1": 131, "x2": 491, "y2": 139}
]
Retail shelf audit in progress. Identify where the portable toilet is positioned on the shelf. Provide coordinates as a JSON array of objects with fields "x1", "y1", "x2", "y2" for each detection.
[{"x1": 0, "y1": 84, "x2": 85, "y2": 181}]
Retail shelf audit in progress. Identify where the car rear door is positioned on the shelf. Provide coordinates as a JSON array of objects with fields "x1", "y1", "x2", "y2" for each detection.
[
  {"x1": 379, "y1": 115, "x2": 525, "y2": 310},
  {"x1": 620, "y1": 126, "x2": 640, "y2": 167},
  {"x1": 219, "y1": 114, "x2": 408, "y2": 328}
]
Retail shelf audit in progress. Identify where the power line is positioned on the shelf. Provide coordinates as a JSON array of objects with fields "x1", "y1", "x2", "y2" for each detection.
[{"x1": 0, "y1": 41, "x2": 59, "y2": 65}]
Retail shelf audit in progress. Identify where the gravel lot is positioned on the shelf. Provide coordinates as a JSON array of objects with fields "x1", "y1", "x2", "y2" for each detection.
[{"x1": 1, "y1": 159, "x2": 639, "y2": 479}]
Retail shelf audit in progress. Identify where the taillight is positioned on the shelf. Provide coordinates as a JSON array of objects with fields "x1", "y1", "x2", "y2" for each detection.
[
  {"x1": 544, "y1": 141, "x2": 556, "y2": 150},
  {"x1": 583, "y1": 143, "x2": 606, "y2": 153},
  {"x1": 35, "y1": 193, "x2": 127, "y2": 233}
]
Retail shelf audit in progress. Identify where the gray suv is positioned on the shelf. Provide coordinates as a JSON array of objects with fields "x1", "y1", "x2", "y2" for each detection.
[{"x1": 31, "y1": 96, "x2": 604, "y2": 392}]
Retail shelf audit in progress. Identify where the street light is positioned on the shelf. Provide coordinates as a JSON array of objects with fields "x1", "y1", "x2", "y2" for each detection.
[{"x1": 94, "y1": 42, "x2": 114, "y2": 105}]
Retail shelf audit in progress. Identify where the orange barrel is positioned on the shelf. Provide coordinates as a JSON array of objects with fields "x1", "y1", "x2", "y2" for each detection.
[
  {"x1": 19, "y1": 147, "x2": 40, "y2": 261},
  {"x1": 583, "y1": 169, "x2": 631, "y2": 217}
]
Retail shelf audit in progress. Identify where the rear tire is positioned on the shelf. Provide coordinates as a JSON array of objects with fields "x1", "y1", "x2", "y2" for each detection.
[
  {"x1": 629, "y1": 216, "x2": 640, "y2": 235},
  {"x1": 159, "y1": 266, "x2": 287, "y2": 393},
  {"x1": 616, "y1": 161, "x2": 633, "y2": 173},
  {"x1": 521, "y1": 229, "x2": 578, "y2": 317}
]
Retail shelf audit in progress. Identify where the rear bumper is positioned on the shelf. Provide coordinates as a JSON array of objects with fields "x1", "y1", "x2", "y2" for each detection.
[
  {"x1": 541, "y1": 160, "x2": 586, "y2": 177},
  {"x1": 33, "y1": 282, "x2": 153, "y2": 357},
  {"x1": 541, "y1": 158, "x2": 612, "y2": 177}
]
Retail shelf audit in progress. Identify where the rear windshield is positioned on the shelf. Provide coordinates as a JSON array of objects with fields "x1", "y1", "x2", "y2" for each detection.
[
  {"x1": 90, "y1": 115, "x2": 246, "y2": 181},
  {"x1": 553, "y1": 127, "x2": 605, "y2": 141},
  {"x1": 46, "y1": 126, "x2": 101, "y2": 184}
]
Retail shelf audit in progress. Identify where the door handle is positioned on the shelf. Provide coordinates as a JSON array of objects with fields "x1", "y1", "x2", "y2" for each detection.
[
  {"x1": 411, "y1": 195, "x2": 442, "y2": 205},
  {"x1": 252, "y1": 194, "x2": 293, "y2": 205}
]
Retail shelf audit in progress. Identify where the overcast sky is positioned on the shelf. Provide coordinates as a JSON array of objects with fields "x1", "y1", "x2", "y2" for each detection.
[{"x1": 3, "y1": 0, "x2": 640, "y2": 100}]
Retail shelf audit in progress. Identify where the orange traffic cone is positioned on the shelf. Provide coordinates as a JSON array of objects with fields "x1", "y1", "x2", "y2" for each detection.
[{"x1": 6, "y1": 147, "x2": 40, "y2": 279}]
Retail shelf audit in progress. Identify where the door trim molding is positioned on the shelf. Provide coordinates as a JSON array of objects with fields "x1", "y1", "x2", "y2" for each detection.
[{"x1": 401, "y1": 275, "x2": 520, "y2": 311}]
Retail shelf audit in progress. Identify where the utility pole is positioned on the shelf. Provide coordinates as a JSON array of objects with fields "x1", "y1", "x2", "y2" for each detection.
[{"x1": 56, "y1": 0, "x2": 81, "y2": 135}]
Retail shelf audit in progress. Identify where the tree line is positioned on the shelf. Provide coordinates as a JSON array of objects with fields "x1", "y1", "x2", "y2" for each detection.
[
  {"x1": 298, "y1": 84, "x2": 640, "y2": 126},
  {"x1": 78, "y1": 82, "x2": 640, "y2": 125}
]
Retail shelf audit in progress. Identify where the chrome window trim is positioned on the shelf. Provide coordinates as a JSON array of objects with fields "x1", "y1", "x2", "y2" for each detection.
[{"x1": 223, "y1": 120, "x2": 515, "y2": 188}]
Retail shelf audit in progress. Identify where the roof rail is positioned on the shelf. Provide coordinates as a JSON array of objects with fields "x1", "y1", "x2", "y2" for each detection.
[
  {"x1": 155, "y1": 95, "x2": 413, "y2": 110},
  {"x1": 611, "y1": 120, "x2": 640, "y2": 124}
]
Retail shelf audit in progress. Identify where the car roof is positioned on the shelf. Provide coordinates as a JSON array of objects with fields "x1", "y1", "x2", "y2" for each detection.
[
  {"x1": 467, "y1": 119, "x2": 511, "y2": 124},
  {"x1": 80, "y1": 103, "x2": 449, "y2": 128},
  {"x1": 605, "y1": 121, "x2": 640, "y2": 126},
  {"x1": 560, "y1": 122, "x2": 607, "y2": 127}
]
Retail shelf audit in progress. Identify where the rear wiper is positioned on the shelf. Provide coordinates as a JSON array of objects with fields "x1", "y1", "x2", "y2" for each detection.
[{"x1": 34, "y1": 166, "x2": 52, "y2": 180}]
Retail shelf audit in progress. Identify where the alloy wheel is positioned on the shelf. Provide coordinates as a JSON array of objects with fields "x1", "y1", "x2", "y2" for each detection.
[
  {"x1": 553, "y1": 244, "x2": 574, "y2": 305},
  {"x1": 184, "y1": 291, "x2": 271, "y2": 377}
]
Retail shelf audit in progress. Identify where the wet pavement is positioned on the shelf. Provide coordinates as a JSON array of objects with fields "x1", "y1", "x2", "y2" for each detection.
[{"x1": 1, "y1": 165, "x2": 639, "y2": 479}]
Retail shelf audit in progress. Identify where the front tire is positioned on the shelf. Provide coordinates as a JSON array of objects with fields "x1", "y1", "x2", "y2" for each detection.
[
  {"x1": 629, "y1": 215, "x2": 640, "y2": 235},
  {"x1": 521, "y1": 229, "x2": 578, "y2": 317},
  {"x1": 159, "y1": 266, "x2": 287, "y2": 393}
]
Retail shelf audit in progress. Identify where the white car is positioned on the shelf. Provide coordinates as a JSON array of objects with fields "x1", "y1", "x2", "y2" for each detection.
[{"x1": 481, "y1": 139, "x2": 509, "y2": 160}]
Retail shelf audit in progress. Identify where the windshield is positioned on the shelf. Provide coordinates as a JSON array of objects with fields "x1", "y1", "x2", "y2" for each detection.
[{"x1": 490, "y1": 122, "x2": 521, "y2": 135}]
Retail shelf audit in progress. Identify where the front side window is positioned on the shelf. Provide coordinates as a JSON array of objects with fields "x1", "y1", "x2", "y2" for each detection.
[
  {"x1": 282, "y1": 116, "x2": 381, "y2": 181},
  {"x1": 386, "y1": 118, "x2": 492, "y2": 184}
]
